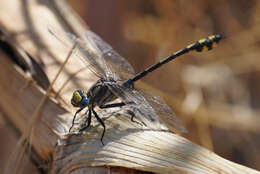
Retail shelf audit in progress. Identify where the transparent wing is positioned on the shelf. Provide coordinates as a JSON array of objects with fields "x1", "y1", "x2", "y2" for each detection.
[
  {"x1": 48, "y1": 27, "x2": 109, "y2": 79},
  {"x1": 107, "y1": 83, "x2": 163, "y2": 129},
  {"x1": 139, "y1": 90, "x2": 187, "y2": 133},
  {"x1": 84, "y1": 30, "x2": 135, "y2": 80},
  {"x1": 107, "y1": 83, "x2": 187, "y2": 133},
  {"x1": 50, "y1": 27, "x2": 186, "y2": 132}
]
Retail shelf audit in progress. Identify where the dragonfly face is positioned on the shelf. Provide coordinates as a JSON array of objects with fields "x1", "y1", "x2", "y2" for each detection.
[{"x1": 71, "y1": 89, "x2": 90, "y2": 108}]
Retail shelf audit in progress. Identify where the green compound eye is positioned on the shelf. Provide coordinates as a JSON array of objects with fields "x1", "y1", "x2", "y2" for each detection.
[{"x1": 72, "y1": 91, "x2": 82, "y2": 104}]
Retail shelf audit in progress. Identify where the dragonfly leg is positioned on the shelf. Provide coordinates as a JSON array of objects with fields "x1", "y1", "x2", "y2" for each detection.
[
  {"x1": 69, "y1": 107, "x2": 84, "y2": 132},
  {"x1": 99, "y1": 102, "x2": 126, "y2": 109},
  {"x1": 79, "y1": 109, "x2": 92, "y2": 132},
  {"x1": 100, "y1": 102, "x2": 146, "y2": 126},
  {"x1": 100, "y1": 101, "x2": 136, "y2": 109},
  {"x1": 92, "y1": 108, "x2": 106, "y2": 145},
  {"x1": 126, "y1": 110, "x2": 146, "y2": 126},
  {"x1": 131, "y1": 114, "x2": 140, "y2": 125}
]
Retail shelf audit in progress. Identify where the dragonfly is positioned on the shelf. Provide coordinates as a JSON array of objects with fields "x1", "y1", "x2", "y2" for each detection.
[{"x1": 50, "y1": 28, "x2": 222, "y2": 145}]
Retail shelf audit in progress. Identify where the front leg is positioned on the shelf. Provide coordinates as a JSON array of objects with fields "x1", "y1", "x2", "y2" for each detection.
[
  {"x1": 69, "y1": 107, "x2": 84, "y2": 132},
  {"x1": 79, "y1": 109, "x2": 92, "y2": 132},
  {"x1": 92, "y1": 108, "x2": 106, "y2": 145}
]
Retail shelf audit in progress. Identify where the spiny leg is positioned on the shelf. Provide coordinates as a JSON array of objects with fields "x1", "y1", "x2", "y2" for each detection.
[
  {"x1": 79, "y1": 109, "x2": 92, "y2": 132},
  {"x1": 69, "y1": 107, "x2": 84, "y2": 132},
  {"x1": 92, "y1": 108, "x2": 106, "y2": 145}
]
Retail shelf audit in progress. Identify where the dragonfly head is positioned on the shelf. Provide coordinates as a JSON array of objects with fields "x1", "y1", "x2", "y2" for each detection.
[{"x1": 71, "y1": 89, "x2": 90, "y2": 108}]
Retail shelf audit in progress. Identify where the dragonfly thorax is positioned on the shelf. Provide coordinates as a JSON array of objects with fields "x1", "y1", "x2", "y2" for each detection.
[
  {"x1": 71, "y1": 89, "x2": 90, "y2": 108},
  {"x1": 88, "y1": 79, "x2": 118, "y2": 107}
]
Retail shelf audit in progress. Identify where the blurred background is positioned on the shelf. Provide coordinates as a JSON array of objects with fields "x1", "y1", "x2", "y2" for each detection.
[
  {"x1": 66, "y1": 0, "x2": 260, "y2": 170},
  {"x1": 0, "y1": 0, "x2": 259, "y2": 173}
]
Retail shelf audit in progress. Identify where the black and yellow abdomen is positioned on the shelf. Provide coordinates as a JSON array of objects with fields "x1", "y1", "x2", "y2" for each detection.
[
  {"x1": 186, "y1": 34, "x2": 222, "y2": 52},
  {"x1": 124, "y1": 34, "x2": 222, "y2": 86}
]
